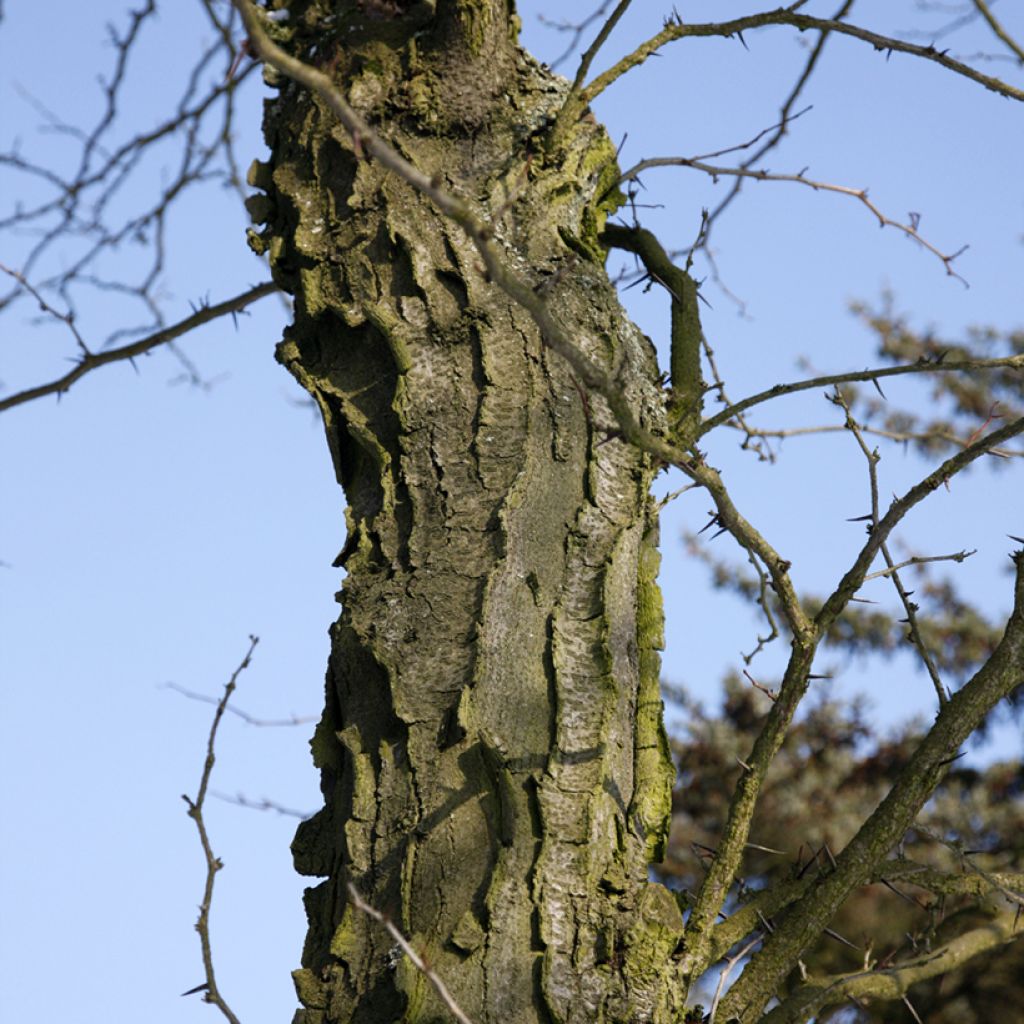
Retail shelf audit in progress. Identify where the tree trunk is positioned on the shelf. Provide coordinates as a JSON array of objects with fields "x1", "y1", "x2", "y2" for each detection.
[{"x1": 247, "y1": 4, "x2": 681, "y2": 1020}]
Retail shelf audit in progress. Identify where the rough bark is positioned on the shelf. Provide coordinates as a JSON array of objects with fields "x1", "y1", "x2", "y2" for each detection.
[{"x1": 246, "y1": 3, "x2": 680, "y2": 1021}]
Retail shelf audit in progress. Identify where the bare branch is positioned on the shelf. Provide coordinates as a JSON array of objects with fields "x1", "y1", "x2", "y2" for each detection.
[
  {"x1": 831, "y1": 388, "x2": 951, "y2": 704},
  {"x1": 697, "y1": 1, "x2": 855, "y2": 259},
  {"x1": 720, "y1": 419, "x2": 1024, "y2": 458},
  {"x1": 701, "y1": 353, "x2": 1024, "y2": 435},
  {"x1": 0, "y1": 262, "x2": 89, "y2": 355},
  {"x1": 680, "y1": 421, "x2": 1023, "y2": 988},
  {"x1": 709, "y1": 856, "x2": 1024, "y2": 966},
  {"x1": 549, "y1": 0, "x2": 633, "y2": 146},
  {"x1": 569, "y1": 0, "x2": 633, "y2": 96},
  {"x1": 181, "y1": 635, "x2": 260, "y2": 1024},
  {"x1": 679, "y1": 636, "x2": 819, "y2": 984},
  {"x1": 212, "y1": 791, "x2": 310, "y2": 819},
  {"x1": 580, "y1": 8, "x2": 1024, "y2": 109},
  {"x1": 710, "y1": 934, "x2": 763, "y2": 1023},
  {"x1": 0, "y1": 281, "x2": 278, "y2": 413},
  {"x1": 346, "y1": 884, "x2": 477, "y2": 1024},
  {"x1": 615, "y1": 156, "x2": 968, "y2": 280},
  {"x1": 862, "y1": 550, "x2": 975, "y2": 583},
  {"x1": 815, "y1": 415, "x2": 1024, "y2": 635},
  {"x1": 536, "y1": 2, "x2": 617, "y2": 71},
  {"x1": 0, "y1": 3, "x2": 259, "y2": 346}
]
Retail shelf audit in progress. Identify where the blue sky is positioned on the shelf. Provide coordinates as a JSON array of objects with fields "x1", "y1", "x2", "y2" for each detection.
[{"x1": 2, "y1": 2, "x2": 1022, "y2": 1022}]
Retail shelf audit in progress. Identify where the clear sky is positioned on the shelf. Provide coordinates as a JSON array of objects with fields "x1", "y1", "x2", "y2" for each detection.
[{"x1": 2, "y1": 3, "x2": 1021, "y2": 1022}]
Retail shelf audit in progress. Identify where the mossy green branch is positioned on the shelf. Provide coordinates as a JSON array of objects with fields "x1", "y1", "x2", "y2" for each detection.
[
  {"x1": 678, "y1": 640, "x2": 817, "y2": 984},
  {"x1": 758, "y1": 910, "x2": 1022, "y2": 1024},
  {"x1": 546, "y1": 0, "x2": 633, "y2": 152},
  {"x1": 600, "y1": 224, "x2": 705, "y2": 446},
  {"x1": 707, "y1": 859, "x2": 1024, "y2": 966}
]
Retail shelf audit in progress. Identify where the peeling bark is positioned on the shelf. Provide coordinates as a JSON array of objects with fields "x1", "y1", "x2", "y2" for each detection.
[{"x1": 247, "y1": 3, "x2": 680, "y2": 1021}]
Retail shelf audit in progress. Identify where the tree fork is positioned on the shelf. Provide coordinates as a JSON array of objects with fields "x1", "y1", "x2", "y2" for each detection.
[{"x1": 244, "y1": 3, "x2": 681, "y2": 1020}]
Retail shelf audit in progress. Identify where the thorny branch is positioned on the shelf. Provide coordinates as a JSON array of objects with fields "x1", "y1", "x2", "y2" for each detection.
[
  {"x1": 576, "y1": 6, "x2": 1024, "y2": 111},
  {"x1": 815, "y1": 414, "x2": 1024, "y2": 636},
  {"x1": 701, "y1": 353, "x2": 1024, "y2": 434},
  {"x1": 0, "y1": 262, "x2": 90, "y2": 355},
  {"x1": 861, "y1": 550, "x2": 976, "y2": 582},
  {"x1": 831, "y1": 387, "x2": 952, "y2": 704},
  {"x1": 180, "y1": 635, "x2": 259, "y2": 1024},
  {"x1": 697, "y1": 0, "x2": 855, "y2": 266},
  {"x1": 758, "y1": 909, "x2": 1021, "y2": 1024},
  {"x1": 0, "y1": 281, "x2": 278, "y2": 413},
  {"x1": 914, "y1": 822, "x2": 1024, "y2": 910},
  {"x1": 708, "y1": 853, "x2": 1024, "y2": 968},
  {"x1": 721, "y1": 418, "x2": 1024, "y2": 458},
  {"x1": 566, "y1": 0, "x2": 633, "y2": 102},
  {"x1": 677, "y1": 413, "x2": 1024, "y2": 988}
]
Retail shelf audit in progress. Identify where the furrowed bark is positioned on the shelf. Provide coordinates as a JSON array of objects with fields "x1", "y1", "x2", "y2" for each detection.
[{"x1": 245, "y1": 3, "x2": 680, "y2": 1020}]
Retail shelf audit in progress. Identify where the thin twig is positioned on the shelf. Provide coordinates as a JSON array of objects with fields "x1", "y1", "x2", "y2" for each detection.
[
  {"x1": 831, "y1": 387, "x2": 955, "y2": 703},
  {"x1": 720, "y1": 419, "x2": 1024, "y2": 457},
  {"x1": 696, "y1": 1, "x2": 854, "y2": 262},
  {"x1": 536, "y1": 3, "x2": 615, "y2": 71},
  {"x1": 0, "y1": 262, "x2": 90, "y2": 354},
  {"x1": 346, "y1": 884, "x2": 477, "y2": 1024},
  {"x1": 164, "y1": 680, "x2": 315, "y2": 727},
  {"x1": 181, "y1": 635, "x2": 259, "y2": 1024},
  {"x1": 742, "y1": 550, "x2": 781, "y2": 663},
  {"x1": 861, "y1": 551, "x2": 975, "y2": 582},
  {"x1": 212, "y1": 791, "x2": 310, "y2": 819}
]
